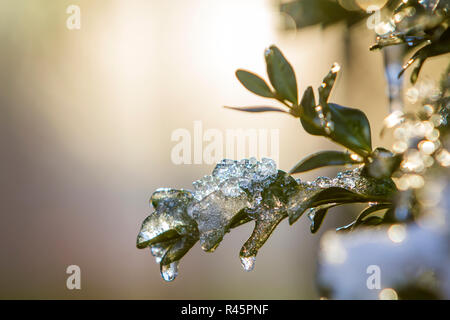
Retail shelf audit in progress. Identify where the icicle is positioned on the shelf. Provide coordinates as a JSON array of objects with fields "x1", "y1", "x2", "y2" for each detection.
[
  {"x1": 240, "y1": 256, "x2": 256, "y2": 272},
  {"x1": 161, "y1": 262, "x2": 179, "y2": 282}
]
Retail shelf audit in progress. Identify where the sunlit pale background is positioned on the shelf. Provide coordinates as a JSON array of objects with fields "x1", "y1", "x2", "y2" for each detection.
[{"x1": 0, "y1": 0, "x2": 445, "y2": 299}]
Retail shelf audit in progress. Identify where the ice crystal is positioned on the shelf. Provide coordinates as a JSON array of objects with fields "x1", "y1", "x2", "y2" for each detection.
[{"x1": 188, "y1": 157, "x2": 280, "y2": 252}]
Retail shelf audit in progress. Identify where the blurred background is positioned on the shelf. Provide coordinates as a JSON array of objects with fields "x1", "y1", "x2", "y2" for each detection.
[{"x1": 0, "y1": 0, "x2": 446, "y2": 299}]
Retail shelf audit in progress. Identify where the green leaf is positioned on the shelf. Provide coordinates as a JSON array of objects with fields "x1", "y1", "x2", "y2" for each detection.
[
  {"x1": 264, "y1": 45, "x2": 298, "y2": 105},
  {"x1": 299, "y1": 86, "x2": 323, "y2": 135},
  {"x1": 235, "y1": 69, "x2": 275, "y2": 98},
  {"x1": 297, "y1": 64, "x2": 372, "y2": 156},
  {"x1": 359, "y1": 216, "x2": 383, "y2": 226},
  {"x1": 327, "y1": 103, "x2": 372, "y2": 156},
  {"x1": 353, "y1": 203, "x2": 391, "y2": 229},
  {"x1": 288, "y1": 187, "x2": 377, "y2": 225},
  {"x1": 224, "y1": 105, "x2": 288, "y2": 113},
  {"x1": 318, "y1": 63, "x2": 339, "y2": 106},
  {"x1": 308, "y1": 203, "x2": 338, "y2": 234},
  {"x1": 290, "y1": 150, "x2": 361, "y2": 174}
]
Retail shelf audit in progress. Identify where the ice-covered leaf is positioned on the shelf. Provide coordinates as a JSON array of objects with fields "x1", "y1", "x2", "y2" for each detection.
[
  {"x1": 287, "y1": 168, "x2": 396, "y2": 224},
  {"x1": 399, "y1": 35, "x2": 450, "y2": 84},
  {"x1": 137, "y1": 188, "x2": 198, "y2": 249},
  {"x1": 239, "y1": 171, "x2": 298, "y2": 269},
  {"x1": 137, "y1": 188, "x2": 199, "y2": 282},
  {"x1": 137, "y1": 160, "x2": 396, "y2": 281},
  {"x1": 188, "y1": 158, "x2": 280, "y2": 252}
]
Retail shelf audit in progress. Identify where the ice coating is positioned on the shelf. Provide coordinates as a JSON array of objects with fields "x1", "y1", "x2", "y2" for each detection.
[
  {"x1": 188, "y1": 157, "x2": 280, "y2": 252},
  {"x1": 287, "y1": 167, "x2": 396, "y2": 224},
  {"x1": 188, "y1": 191, "x2": 248, "y2": 252},
  {"x1": 136, "y1": 188, "x2": 198, "y2": 249},
  {"x1": 136, "y1": 188, "x2": 199, "y2": 282},
  {"x1": 137, "y1": 157, "x2": 287, "y2": 279},
  {"x1": 137, "y1": 159, "x2": 396, "y2": 280},
  {"x1": 240, "y1": 256, "x2": 256, "y2": 272},
  {"x1": 238, "y1": 170, "x2": 298, "y2": 265}
]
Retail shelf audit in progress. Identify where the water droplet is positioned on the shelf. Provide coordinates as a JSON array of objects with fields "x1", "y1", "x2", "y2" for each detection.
[
  {"x1": 240, "y1": 256, "x2": 256, "y2": 272},
  {"x1": 161, "y1": 262, "x2": 179, "y2": 282}
]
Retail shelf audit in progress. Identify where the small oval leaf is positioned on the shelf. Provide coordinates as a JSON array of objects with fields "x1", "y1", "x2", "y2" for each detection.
[
  {"x1": 318, "y1": 63, "x2": 339, "y2": 106},
  {"x1": 224, "y1": 105, "x2": 288, "y2": 113},
  {"x1": 290, "y1": 150, "x2": 361, "y2": 174},
  {"x1": 235, "y1": 69, "x2": 275, "y2": 98},
  {"x1": 264, "y1": 45, "x2": 298, "y2": 105},
  {"x1": 327, "y1": 103, "x2": 372, "y2": 156}
]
